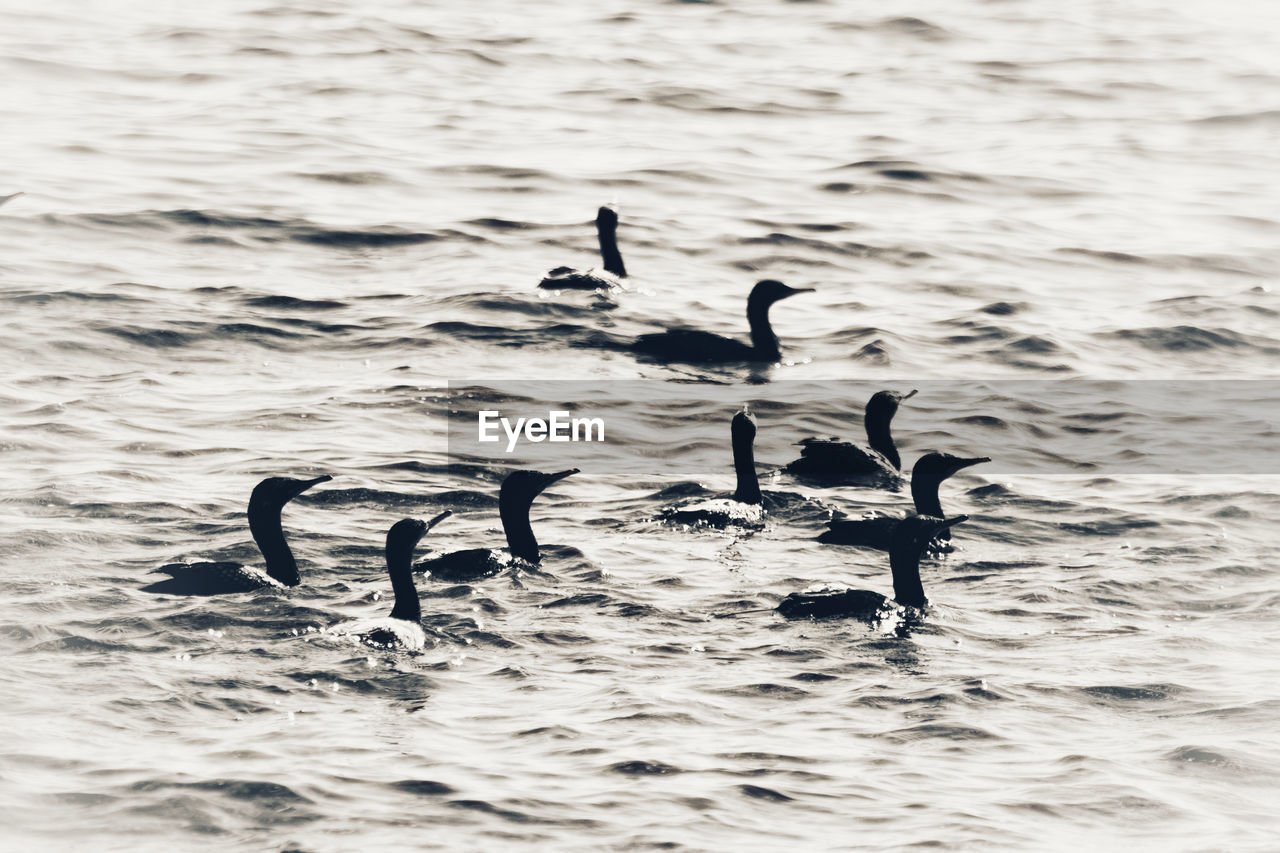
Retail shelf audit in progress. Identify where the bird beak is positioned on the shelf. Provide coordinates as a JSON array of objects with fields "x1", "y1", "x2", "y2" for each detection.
[
  {"x1": 901, "y1": 389, "x2": 918, "y2": 401},
  {"x1": 294, "y1": 474, "x2": 333, "y2": 496},
  {"x1": 425, "y1": 510, "x2": 453, "y2": 531},
  {"x1": 941, "y1": 514, "x2": 970, "y2": 529},
  {"x1": 955, "y1": 457, "x2": 991, "y2": 471},
  {"x1": 546, "y1": 468, "x2": 579, "y2": 484},
  {"x1": 787, "y1": 286, "x2": 816, "y2": 296}
]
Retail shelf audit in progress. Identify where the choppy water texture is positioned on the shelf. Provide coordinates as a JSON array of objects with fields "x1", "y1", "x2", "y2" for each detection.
[{"x1": 3, "y1": 1, "x2": 1279, "y2": 850}]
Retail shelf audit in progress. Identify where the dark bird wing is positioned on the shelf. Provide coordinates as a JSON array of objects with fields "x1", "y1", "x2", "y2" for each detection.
[
  {"x1": 414, "y1": 548, "x2": 509, "y2": 583},
  {"x1": 786, "y1": 440, "x2": 896, "y2": 479},
  {"x1": 141, "y1": 561, "x2": 276, "y2": 595},
  {"x1": 632, "y1": 329, "x2": 753, "y2": 363},
  {"x1": 776, "y1": 588, "x2": 892, "y2": 621},
  {"x1": 816, "y1": 516, "x2": 900, "y2": 549},
  {"x1": 661, "y1": 497, "x2": 766, "y2": 530},
  {"x1": 539, "y1": 267, "x2": 621, "y2": 290}
]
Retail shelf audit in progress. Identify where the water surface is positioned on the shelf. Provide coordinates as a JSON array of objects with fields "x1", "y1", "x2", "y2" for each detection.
[{"x1": 2, "y1": 1, "x2": 1279, "y2": 850}]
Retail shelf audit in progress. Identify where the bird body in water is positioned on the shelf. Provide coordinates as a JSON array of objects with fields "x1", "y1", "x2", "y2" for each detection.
[
  {"x1": 539, "y1": 206, "x2": 627, "y2": 290},
  {"x1": 632, "y1": 280, "x2": 812, "y2": 363},
  {"x1": 415, "y1": 469, "x2": 577, "y2": 581},
  {"x1": 787, "y1": 390, "x2": 916, "y2": 480},
  {"x1": 341, "y1": 512, "x2": 452, "y2": 651},
  {"x1": 141, "y1": 475, "x2": 332, "y2": 595},
  {"x1": 663, "y1": 411, "x2": 765, "y2": 529},
  {"x1": 819, "y1": 453, "x2": 989, "y2": 549},
  {"x1": 777, "y1": 514, "x2": 969, "y2": 621}
]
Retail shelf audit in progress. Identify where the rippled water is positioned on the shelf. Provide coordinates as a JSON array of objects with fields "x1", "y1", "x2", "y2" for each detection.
[{"x1": 3, "y1": 1, "x2": 1279, "y2": 849}]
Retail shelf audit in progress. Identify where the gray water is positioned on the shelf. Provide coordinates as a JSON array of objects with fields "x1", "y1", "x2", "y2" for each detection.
[{"x1": 2, "y1": 1, "x2": 1279, "y2": 850}]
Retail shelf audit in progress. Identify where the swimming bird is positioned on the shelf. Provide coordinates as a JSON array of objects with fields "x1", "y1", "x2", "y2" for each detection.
[
  {"x1": 344, "y1": 512, "x2": 452, "y2": 651},
  {"x1": 141, "y1": 474, "x2": 332, "y2": 595},
  {"x1": 632, "y1": 279, "x2": 812, "y2": 363},
  {"x1": 819, "y1": 452, "x2": 990, "y2": 549},
  {"x1": 415, "y1": 468, "x2": 577, "y2": 581},
  {"x1": 777, "y1": 514, "x2": 969, "y2": 621},
  {"x1": 663, "y1": 411, "x2": 765, "y2": 528},
  {"x1": 787, "y1": 390, "x2": 916, "y2": 480},
  {"x1": 539, "y1": 206, "x2": 627, "y2": 290}
]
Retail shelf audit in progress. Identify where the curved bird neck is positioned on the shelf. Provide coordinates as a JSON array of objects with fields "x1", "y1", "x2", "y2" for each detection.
[
  {"x1": 501, "y1": 497, "x2": 540, "y2": 563},
  {"x1": 597, "y1": 224, "x2": 626, "y2": 278},
  {"x1": 732, "y1": 431, "x2": 762, "y2": 505},
  {"x1": 910, "y1": 476, "x2": 951, "y2": 540},
  {"x1": 888, "y1": 547, "x2": 927, "y2": 608},
  {"x1": 746, "y1": 298, "x2": 781, "y2": 361},
  {"x1": 248, "y1": 503, "x2": 300, "y2": 586},
  {"x1": 865, "y1": 417, "x2": 900, "y2": 471},
  {"x1": 911, "y1": 474, "x2": 945, "y2": 518},
  {"x1": 387, "y1": 548, "x2": 421, "y2": 622}
]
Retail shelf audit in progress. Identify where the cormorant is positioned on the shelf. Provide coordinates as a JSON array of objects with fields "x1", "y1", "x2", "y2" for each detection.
[
  {"x1": 663, "y1": 411, "x2": 765, "y2": 528},
  {"x1": 346, "y1": 512, "x2": 452, "y2": 651},
  {"x1": 415, "y1": 468, "x2": 577, "y2": 581},
  {"x1": 632, "y1": 279, "x2": 812, "y2": 363},
  {"x1": 777, "y1": 514, "x2": 969, "y2": 621},
  {"x1": 141, "y1": 475, "x2": 332, "y2": 595},
  {"x1": 787, "y1": 390, "x2": 916, "y2": 479},
  {"x1": 818, "y1": 453, "x2": 989, "y2": 549},
  {"x1": 539, "y1": 206, "x2": 627, "y2": 290}
]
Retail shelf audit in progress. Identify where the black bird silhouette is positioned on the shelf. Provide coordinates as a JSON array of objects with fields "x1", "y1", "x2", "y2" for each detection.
[
  {"x1": 142, "y1": 475, "x2": 332, "y2": 595},
  {"x1": 345, "y1": 512, "x2": 452, "y2": 650},
  {"x1": 632, "y1": 279, "x2": 812, "y2": 363},
  {"x1": 777, "y1": 515, "x2": 969, "y2": 621},
  {"x1": 819, "y1": 453, "x2": 989, "y2": 549},
  {"x1": 539, "y1": 206, "x2": 627, "y2": 290},
  {"x1": 787, "y1": 390, "x2": 916, "y2": 480},
  {"x1": 663, "y1": 411, "x2": 765, "y2": 529},
  {"x1": 415, "y1": 469, "x2": 577, "y2": 581}
]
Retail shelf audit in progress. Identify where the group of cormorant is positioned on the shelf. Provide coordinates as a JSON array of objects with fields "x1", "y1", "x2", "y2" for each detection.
[{"x1": 142, "y1": 207, "x2": 989, "y2": 647}]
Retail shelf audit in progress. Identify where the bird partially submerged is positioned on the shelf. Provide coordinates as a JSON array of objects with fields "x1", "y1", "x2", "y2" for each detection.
[
  {"x1": 341, "y1": 512, "x2": 452, "y2": 651},
  {"x1": 787, "y1": 390, "x2": 916, "y2": 481},
  {"x1": 539, "y1": 206, "x2": 627, "y2": 290},
  {"x1": 819, "y1": 453, "x2": 989, "y2": 550},
  {"x1": 777, "y1": 514, "x2": 969, "y2": 622},
  {"x1": 142, "y1": 474, "x2": 332, "y2": 595},
  {"x1": 415, "y1": 469, "x2": 577, "y2": 582},
  {"x1": 662, "y1": 411, "x2": 765, "y2": 529},
  {"x1": 633, "y1": 279, "x2": 812, "y2": 363}
]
